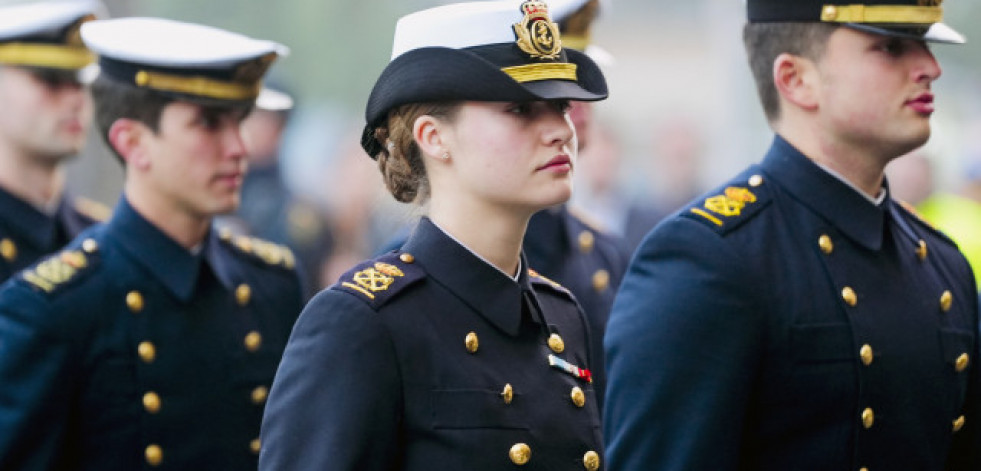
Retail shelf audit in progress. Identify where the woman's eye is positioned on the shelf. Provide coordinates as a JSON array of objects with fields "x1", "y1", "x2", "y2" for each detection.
[{"x1": 508, "y1": 103, "x2": 532, "y2": 115}]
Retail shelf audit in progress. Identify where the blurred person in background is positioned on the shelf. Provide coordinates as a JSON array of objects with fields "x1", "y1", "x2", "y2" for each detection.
[
  {"x1": 574, "y1": 118, "x2": 706, "y2": 253},
  {"x1": 318, "y1": 130, "x2": 404, "y2": 286},
  {"x1": 605, "y1": 0, "x2": 980, "y2": 469},
  {"x1": 0, "y1": 0, "x2": 108, "y2": 283},
  {"x1": 522, "y1": 0, "x2": 630, "y2": 408},
  {"x1": 260, "y1": 1, "x2": 608, "y2": 469},
  {"x1": 884, "y1": 147, "x2": 935, "y2": 206},
  {"x1": 222, "y1": 82, "x2": 334, "y2": 299},
  {"x1": 918, "y1": 130, "x2": 981, "y2": 289},
  {"x1": 0, "y1": 17, "x2": 302, "y2": 470}
]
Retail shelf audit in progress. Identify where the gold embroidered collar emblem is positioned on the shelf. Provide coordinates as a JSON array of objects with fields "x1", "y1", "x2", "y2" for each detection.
[{"x1": 513, "y1": 0, "x2": 562, "y2": 60}]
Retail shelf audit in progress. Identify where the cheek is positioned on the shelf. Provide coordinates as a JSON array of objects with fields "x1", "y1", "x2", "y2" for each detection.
[
  {"x1": 824, "y1": 71, "x2": 887, "y2": 123},
  {"x1": 0, "y1": 90, "x2": 34, "y2": 128}
]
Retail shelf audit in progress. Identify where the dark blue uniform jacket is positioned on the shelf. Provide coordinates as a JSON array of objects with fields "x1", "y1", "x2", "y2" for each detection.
[
  {"x1": 260, "y1": 217, "x2": 605, "y2": 471},
  {"x1": 0, "y1": 197, "x2": 303, "y2": 470},
  {"x1": 604, "y1": 136, "x2": 981, "y2": 471}
]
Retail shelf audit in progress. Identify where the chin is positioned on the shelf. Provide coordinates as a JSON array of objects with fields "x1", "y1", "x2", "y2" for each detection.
[
  {"x1": 539, "y1": 188, "x2": 573, "y2": 209},
  {"x1": 896, "y1": 128, "x2": 931, "y2": 156},
  {"x1": 208, "y1": 198, "x2": 241, "y2": 216}
]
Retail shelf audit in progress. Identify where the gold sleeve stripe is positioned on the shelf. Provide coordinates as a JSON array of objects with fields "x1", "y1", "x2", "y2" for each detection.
[
  {"x1": 820, "y1": 5, "x2": 943, "y2": 24},
  {"x1": 134, "y1": 70, "x2": 261, "y2": 101},
  {"x1": 690, "y1": 208, "x2": 724, "y2": 227},
  {"x1": 501, "y1": 63, "x2": 578, "y2": 83},
  {"x1": 342, "y1": 282, "x2": 376, "y2": 300},
  {"x1": 0, "y1": 43, "x2": 94, "y2": 70}
]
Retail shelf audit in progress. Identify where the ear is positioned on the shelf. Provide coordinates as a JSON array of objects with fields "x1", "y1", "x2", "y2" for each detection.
[
  {"x1": 108, "y1": 118, "x2": 151, "y2": 170},
  {"x1": 412, "y1": 114, "x2": 448, "y2": 162},
  {"x1": 773, "y1": 53, "x2": 819, "y2": 112}
]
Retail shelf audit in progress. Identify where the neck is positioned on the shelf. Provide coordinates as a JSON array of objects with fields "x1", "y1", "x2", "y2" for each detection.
[
  {"x1": 123, "y1": 183, "x2": 210, "y2": 250},
  {"x1": 0, "y1": 141, "x2": 63, "y2": 208},
  {"x1": 775, "y1": 120, "x2": 888, "y2": 199},
  {"x1": 428, "y1": 195, "x2": 528, "y2": 277}
]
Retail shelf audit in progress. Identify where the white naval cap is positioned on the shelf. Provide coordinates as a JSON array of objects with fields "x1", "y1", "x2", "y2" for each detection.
[
  {"x1": 390, "y1": 1, "x2": 518, "y2": 60},
  {"x1": 0, "y1": 0, "x2": 104, "y2": 70},
  {"x1": 255, "y1": 86, "x2": 294, "y2": 112},
  {"x1": 363, "y1": 0, "x2": 608, "y2": 156},
  {"x1": 81, "y1": 17, "x2": 289, "y2": 104}
]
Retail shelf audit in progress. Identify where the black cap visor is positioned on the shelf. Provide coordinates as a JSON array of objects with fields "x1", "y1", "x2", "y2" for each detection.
[
  {"x1": 845, "y1": 21, "x2": 965, "y2": 44},
  {"x1": 361, "y1": 45, "x2": 607, "y2": 157}
]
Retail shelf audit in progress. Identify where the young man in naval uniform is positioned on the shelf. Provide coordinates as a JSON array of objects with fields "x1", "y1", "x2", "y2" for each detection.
[
  {"x1": 604, "y1": 0, "x2": 980, "y2": 470},
  {"x1": 0, "y1": 1, "x2": 108, "y2": 283},
  {"x1": 0, "y1": 17, "x2": 303, "y2": 471}
]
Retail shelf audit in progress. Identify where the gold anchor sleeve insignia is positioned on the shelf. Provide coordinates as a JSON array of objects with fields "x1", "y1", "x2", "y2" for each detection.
[
  {"x1": 691, "y1": 187, "x2": 759, "y2": 227},
  {"x1": 342, "y1": 262, "x2": 406, "y2": 300},
  {"x1": 513, "y1": 0, "x2": 562, "y2": 60},
  {"x1": 23, "y1": 250, "x2": 88, "y2": 293}
]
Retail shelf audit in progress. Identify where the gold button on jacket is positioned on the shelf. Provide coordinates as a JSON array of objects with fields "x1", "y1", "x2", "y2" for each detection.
[
  {"x1": 583, "y1": 450, "x2": 601, "y2": 471},
  {"x1": 509, "y1": 443, "x2": 531, "y2": 465},
  {"x1": 145, "y1": 444, "x2": 163, "y2": 466},
  {"x1": 126, "y1": 291, "x2": 144, "y2": 313},
  {"x1": 548, "y1": 333, "x2": 565, "y2": 353},
  {"x1": 465, "y1": 331, "x2": 479, "y2": 353}
]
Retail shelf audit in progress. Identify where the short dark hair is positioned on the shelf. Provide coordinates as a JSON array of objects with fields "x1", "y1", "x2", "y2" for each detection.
[
  {"x1": 90, "y1": 75, "x2": 174, "y2": 163},
  {"x1": 742, "y1": 22, "x2": 839, "y2": 122}
]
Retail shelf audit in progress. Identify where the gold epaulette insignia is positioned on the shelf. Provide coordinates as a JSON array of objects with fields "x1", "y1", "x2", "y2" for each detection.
[
  {"x1": 342, "y1": 262, "x2": 405, "y2": 300},
  {"x1": 22, "y1": 250, "x2": 88, "y2": 293},
  {"x1": 229, "y1": 235, "x2": 296, "y2": 270},
  {"x1": 287, "y1": 203, "x2": 324, "y2": 245},
  {"x1": 691, "y1": 186, "x2": 758, "y2": 227},
  {"x1": 73, "y1": 196, "x2": 112, "y2": 222}
]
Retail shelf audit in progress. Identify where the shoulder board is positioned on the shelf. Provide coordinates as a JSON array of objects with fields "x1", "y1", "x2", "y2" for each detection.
[
  {"x1": 286, "y1": 200, "x2": 328, "y2": 245},
  {"x1": 221, "y1": 232, "x2": 296, "y2": 270},
  {"x1": 72, "y1": 196, "x2": 112, "y2": 223},
  {"x1": 680, "y1": 172, "x2": 772, "y2": 235},
  {"x1": 528, "y1": 268, "x2": 574, "y2": 300},
  {"x1": 895, "y1": 199, "x2": 954, "y2": 244},
  {"x1": 332, "y1": 252, "x2": 425, "y2": 309},
  {"x1": 20, "y1": 247, "x2": 99, "y2": 295}
]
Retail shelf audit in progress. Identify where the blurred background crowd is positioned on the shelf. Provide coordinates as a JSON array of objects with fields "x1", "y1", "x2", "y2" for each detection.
[{"x1": 18, "y1": 0, "x2": 981, "y2": 291}]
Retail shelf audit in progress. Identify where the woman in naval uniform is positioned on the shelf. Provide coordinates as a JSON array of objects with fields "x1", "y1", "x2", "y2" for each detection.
[{"x1": 259, "y1": 1, "x2": 608, "y2": 470}]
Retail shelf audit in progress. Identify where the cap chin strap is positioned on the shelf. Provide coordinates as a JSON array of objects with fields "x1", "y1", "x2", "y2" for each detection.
[
  {"x1": 0, "y1": 43, "x2": 94, "y2": 70},
  {"x1": 501, "y1": 63, "x2": 578, "y2": 83},
  {"x1": 133, "y1": 69, "x2": 261, "y2": 101},
  {"x1": 820, "y1": 4, "x2": 943, "y2": 24}
]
